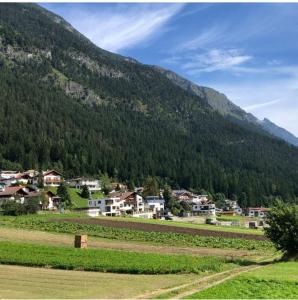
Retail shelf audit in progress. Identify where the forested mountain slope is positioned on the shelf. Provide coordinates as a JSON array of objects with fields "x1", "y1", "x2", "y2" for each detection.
[
  {"x1": 154, "y1": 66, "x2": 298, "y2": 146},
  {"x1": 0, "y1": 3, "x2": 298, "y2": 206}
]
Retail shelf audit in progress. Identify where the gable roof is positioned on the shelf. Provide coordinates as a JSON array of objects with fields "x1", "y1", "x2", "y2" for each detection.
[
  {"x1": 42, "y1": 170, "x2": 63, "y2": 177},
  {"x1": 0, "y1": 186, "x2": 29, "y2": 197}
]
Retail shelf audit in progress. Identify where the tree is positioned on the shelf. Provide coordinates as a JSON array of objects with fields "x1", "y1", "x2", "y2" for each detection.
[
  {"x1": 265, "y1": 201, "x2": 298, "y2": 258},
  {"x1": 81, "y1": 184, "x2": 90, "y2": 198},
  {"x1": 24, "y1": 197, "x2": 40, "y2": 214},
  {"x1": 213, "y1": 193, "x2": 226, "y2": 209},
  {"x1": 57, "y1": 183, "x2": 72, "y2": 208},
  {"x1": 163, "y1": 184, "x2": 175, "y2": 210},
  {"x1": 143, "y1": 177, "x2": 159, "y2": 197},
  {"x1": 37, "y1": 171, "x2": 44, "y2": 188}
]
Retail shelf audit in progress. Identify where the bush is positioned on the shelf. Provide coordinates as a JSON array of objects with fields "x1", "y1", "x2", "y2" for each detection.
[
  {"x1": 265, "y1": 201, "x2": 298, "y2": 258},
  {"x1": 2, "y1": 201, "x2": 26, "y2": 216}
]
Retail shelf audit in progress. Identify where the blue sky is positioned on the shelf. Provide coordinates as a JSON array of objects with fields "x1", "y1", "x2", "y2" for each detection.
[{"x1": 41, "y1": 3, "x2": 298, "y2": 136}]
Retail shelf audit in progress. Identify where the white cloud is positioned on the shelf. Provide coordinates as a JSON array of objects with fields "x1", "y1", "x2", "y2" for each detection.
[
  {"x1": 181, "y1": 49, "x2": 252, "y2": 74},
  {"x1": 244, "y1": 99, "x2": 282, "y2": 111},
  {"x1": 65, "y1": 4, "x2": 184, "y2": 52},
  {"x1": 177, "y1": 26, "x2": 225, "y2": 51}
]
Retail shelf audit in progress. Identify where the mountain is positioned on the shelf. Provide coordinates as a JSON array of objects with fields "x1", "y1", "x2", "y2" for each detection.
[
  {"x1": 154, "y1": 66, "x2": 298, "y2": 146},
  {"x1": 0, "y1": 3, "x2": 298, "y2": 206},
  {"x1": 260, "y1": 118, "x2": 298, "y2": 147}
]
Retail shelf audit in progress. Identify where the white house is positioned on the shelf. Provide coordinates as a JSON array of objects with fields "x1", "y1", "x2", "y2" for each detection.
[
  {"x1": 192, "y1": 202, "x2": 216, "y2": 216},
  {"x1": 68, "y1": 177, "x2": 101, "y2": 192},
  {"x1": 144, "y1": 196, "x2": 165, "y2": 214},
  {"x1": 88, "y1": 192, "x2": 145, "y2": 217},
  {"x1": 247, "y1": 207, "x2": 270, "y2": 218},
  {"x1": 88, "y1": 196, "x2": 124, "y2": 216}
]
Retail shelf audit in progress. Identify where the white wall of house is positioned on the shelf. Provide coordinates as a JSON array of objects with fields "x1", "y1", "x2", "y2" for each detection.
[
  {"x1": 69, "y1": 178, "x2": 101, "y2": 191},
  {"x1": 43, "y1": 174, "x2": 62, "y2": 187},
  {"x1": 145, "y1": 197, "x2": 165, "y2": 213},
  {"x1": 192, "y1": 203, "x2": 216, "y2": 215}
]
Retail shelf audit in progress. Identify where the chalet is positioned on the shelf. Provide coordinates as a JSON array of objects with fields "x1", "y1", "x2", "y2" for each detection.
[
  {"x1": 43, "y1": 191, "x2": 62, "y2": 210},
  {"x1": 33, "y1": 170, "x2": 63, "y2": 187},
  {"x1": 67, "y1": 177, "x2": 101, "y2": 192},
  {"x1": 0, "y1": 170, "x2": 21, "y2": 179},
  {"x1": 111, "y1": 182, "x2": 128, "y2": 192},
  {"x1": 247, "y1": 207, "x2": 270, "y2": 218},
  {"x1": 172, "y1": 190, "x2": 193, "y2": 202},
  {"x1": 0, "y1": 186, "x2": 29, "y2": 203}
]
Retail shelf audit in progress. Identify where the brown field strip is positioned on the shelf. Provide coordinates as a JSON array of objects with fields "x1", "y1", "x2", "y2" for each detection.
[{"x1": 52, "y1": 217, "x2": 267, "y2": 240}]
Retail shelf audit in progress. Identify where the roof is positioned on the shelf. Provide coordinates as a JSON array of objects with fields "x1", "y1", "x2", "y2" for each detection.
[
  {"x1": 248, "y1": 207, "x2": 270, "y2": 212},
  {"x1": 109, "y1": 191, "x2": 135, "y2": 200},
  {"x1": 42, "y1": 170, "x2": 63, "y2": 176},
  {"x1": 0, "y1": 186, "x2": 28, "y2": 197}
]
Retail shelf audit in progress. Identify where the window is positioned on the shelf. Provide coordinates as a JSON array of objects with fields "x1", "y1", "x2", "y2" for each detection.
[{"x1": 97, "y1": 200, "x2": 101, "y2": 204}]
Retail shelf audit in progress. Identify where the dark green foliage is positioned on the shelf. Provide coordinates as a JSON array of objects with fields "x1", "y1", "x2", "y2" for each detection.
[
  {"x1": 0, "y1": 4, "x2": 298, "y2": 207},
  {"x1": 1, "y1": 201, "x2": 26, "y2": 216},
  {"x1": 80, "y1": 185, "x2": 89, "y2": 199},
  {"x1": 24, "y1": 197, "x2": 40, "y2": 214},
  {"x1": 265, "y1": 201, "x2": 298, "y2": 257},
  {"x1": 57, "y1": 183, "x2": 72, "y2": 208},
  {"x1": 143, "y1": 177, "x2": 159, "y2": 197}
]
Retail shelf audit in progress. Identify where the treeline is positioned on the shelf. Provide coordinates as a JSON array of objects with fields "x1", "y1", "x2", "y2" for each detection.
[{"x1": 0, "y1": 3, "x2": 298, "y2": 207}]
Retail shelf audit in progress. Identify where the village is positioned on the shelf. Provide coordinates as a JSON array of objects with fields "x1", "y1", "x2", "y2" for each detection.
[{"x1": 0, "y1": 169, "x2": 270, "y2": 229}]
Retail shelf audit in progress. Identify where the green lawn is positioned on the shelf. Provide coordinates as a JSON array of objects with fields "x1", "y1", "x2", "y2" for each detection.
[
  {"x1": 187, "y1": 262, "x2": 298, "y2": 299},
  {"x1": 47, "y1": 187, "x2": 104, "y2": 208}
]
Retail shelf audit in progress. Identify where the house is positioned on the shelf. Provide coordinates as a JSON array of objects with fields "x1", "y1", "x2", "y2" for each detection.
[
  {"x1": 192, "y1": 202, "x2": 216, "y2": 216},
  {"x1": 172, "y1": 190, "x2": 194, "y2": 202},
  {"x1": 0, "y1": 186, "x2": 29, "y2": 204},
  {"x1": 224, "y1": 199, "x2": 242, "y2": 215},
  {"x1": 144, "y1": 196, "x2": 165, "y2": 214},
  {"x1": 110, "y1": 191, "x2": 145, "y2": 213},
  {"x1": 67, "y1": 177, "x2": 101, "y2": 192},
  {"x1": 247, "y1": 207, "x2": 270, "y2": 218},
  {"x1": 88, "y1": 191, "x2": 145, "y2": 217},
  {"x1": 43, "y1": 191, "x2": 62, "y2": 210},
  {"x1": 33, "y1": 170, "x2": 63, "y2": 187},
  {"x1": 111, "y1": 182, "x2": 128, "y2": 192},
  {"x1": 88, "y1": 196, "x2": 124, "y2": 216},
  {"x1": 0, "y1": 170, "x2": 21, "y2": 179}
]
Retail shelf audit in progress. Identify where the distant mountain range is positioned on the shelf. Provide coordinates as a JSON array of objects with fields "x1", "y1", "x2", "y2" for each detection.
[{"x1": 154, "y1": 66, "x2": 298, "y2": 147}]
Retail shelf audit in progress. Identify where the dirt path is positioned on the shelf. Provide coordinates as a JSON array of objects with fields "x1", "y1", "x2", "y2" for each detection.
[
  {"x1": 52, "y1": 218, "x2": 267, "y2": 240},
  {"x1": 0, "y1": 227, "x2": 263, "y2": 259},
  {"x1": 137, "y1": 265, "x2": 264, "y2": 299}
]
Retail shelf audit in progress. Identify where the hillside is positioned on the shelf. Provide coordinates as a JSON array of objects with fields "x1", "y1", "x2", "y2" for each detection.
[
  {"x1": 0, "y1": 3, "x2": 298, "y2": 206},
  {"x1": 154, "y1": 66, "x2": 298, "y2": 146}
]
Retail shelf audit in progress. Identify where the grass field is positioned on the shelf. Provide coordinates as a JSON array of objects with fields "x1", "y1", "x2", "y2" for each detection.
[
  {"x1": 0, "y1": 227, "x2": 269, "y2": 260},
  {"x1": 0, "y1": 264, "x2": 199, "y2": 299},
  {"x1": 187, "y1": 262, "x2": 298, "y2": 299},
  {"x1": 0, "y1": 241, "x2": 242, "y2": 274},
  {"x1": 0, "y1": 214, "x2": 274, "y2": 251},
  {"x1": 47, "y1": 187, "x2": 104, "y2": 208}
]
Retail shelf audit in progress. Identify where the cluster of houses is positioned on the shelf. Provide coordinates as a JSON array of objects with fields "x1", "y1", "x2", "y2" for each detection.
[{"x1": 0, "y1": 169, "x2": 270, "y2": 219}]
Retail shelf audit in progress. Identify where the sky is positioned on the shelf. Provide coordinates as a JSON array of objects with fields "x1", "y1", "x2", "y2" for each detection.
[{"x1": 41, "y1": 3, "x2": 298, "y2": 136}]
